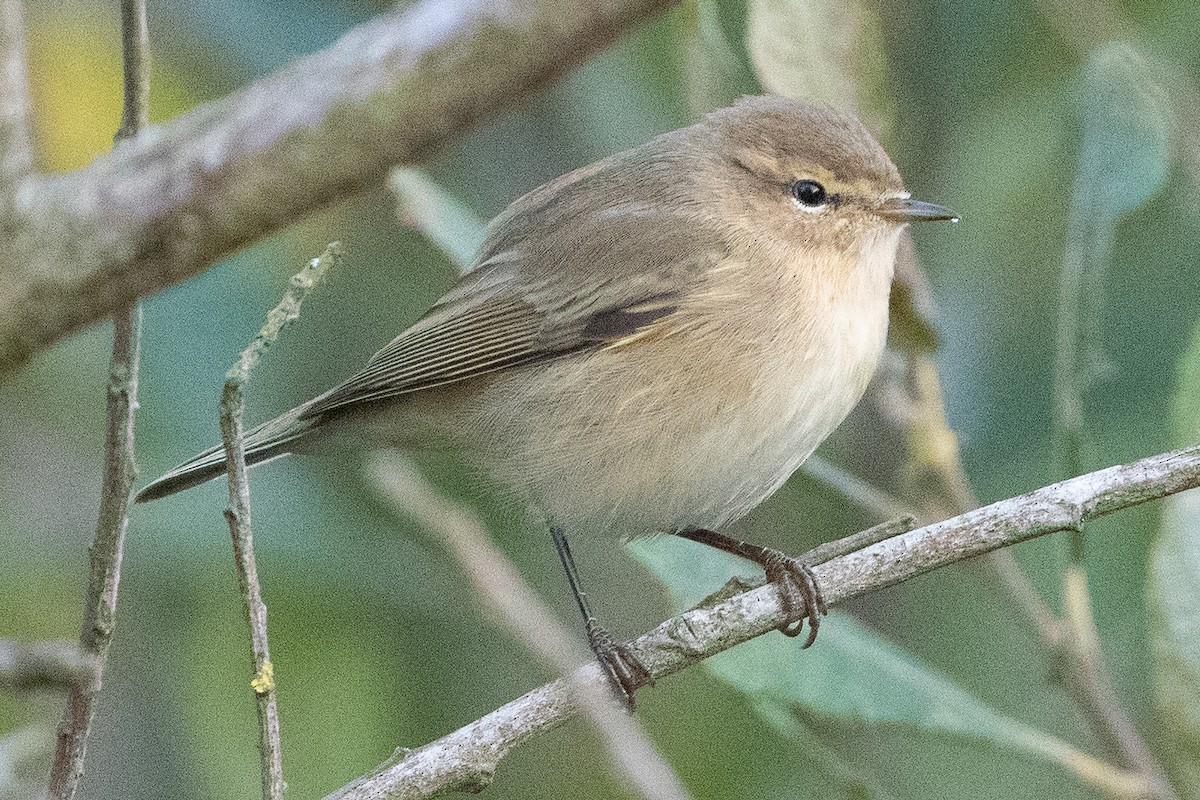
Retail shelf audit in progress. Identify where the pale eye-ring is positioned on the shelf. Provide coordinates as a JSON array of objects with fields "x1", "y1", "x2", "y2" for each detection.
[{"x1": 791, "y1": 179, "x2": 827, "y2": 208}]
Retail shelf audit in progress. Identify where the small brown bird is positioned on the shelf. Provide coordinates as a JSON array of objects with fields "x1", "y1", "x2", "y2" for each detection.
[{"x1": 139, "y1": 95, "x2": 955, "y2": 703}]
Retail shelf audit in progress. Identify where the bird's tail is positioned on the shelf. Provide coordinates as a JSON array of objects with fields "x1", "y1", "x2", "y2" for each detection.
[{"x1": 135, "y1": 406, "x2": 319, "y2": 503}]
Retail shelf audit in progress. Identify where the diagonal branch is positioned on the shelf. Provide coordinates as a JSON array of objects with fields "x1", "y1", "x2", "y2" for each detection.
[
  {"x1": 325, "y1": 443, "x2": 1200, "y2": 800},
  {"x1": 0, "y1": 0, "x2": 680, "y2": 380}
]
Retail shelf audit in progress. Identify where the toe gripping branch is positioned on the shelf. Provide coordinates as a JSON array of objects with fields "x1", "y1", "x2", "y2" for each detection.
[
  {"x1": 677, "y1": 516, "x2": 918, "y2": 646},
  {"x1": 585, "y1": 620, "x2": 653, "y2": 711},
  {"x1": 758, "y1": 548, "x2": 827, "y2": 646},
  {"x1": 556, "y1": 517, "x2": 916, "y2": 708},
  {"x1": 675, "y1": 528, "x2": 828, "y2": 647}
]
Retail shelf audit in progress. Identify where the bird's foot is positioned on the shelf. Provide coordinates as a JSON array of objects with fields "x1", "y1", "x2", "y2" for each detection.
[
  {"x1": 586, "y1": 621, "x2": 653, "y2": 711},
  {"x1": 759, "y1": 549, "x2": 828, "y2": 647}
]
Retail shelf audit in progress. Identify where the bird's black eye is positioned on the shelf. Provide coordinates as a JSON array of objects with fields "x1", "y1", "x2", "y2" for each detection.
[{"x1": 791, "y1": 179, "x2": 827, "y2": 207}]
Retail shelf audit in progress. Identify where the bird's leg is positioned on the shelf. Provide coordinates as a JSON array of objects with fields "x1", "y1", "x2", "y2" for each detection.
[
  {"x1": 552, "y1": 527, "x2": 653, "y2": 710},
  {"x1": 675, "y1": 517, "x2": 918, "y2": 645},
  {"x1": 674, "y1": 528, "x2": 829, "y2": 647}
]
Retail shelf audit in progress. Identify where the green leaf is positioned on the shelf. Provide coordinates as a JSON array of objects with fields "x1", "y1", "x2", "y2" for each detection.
[
  {"x1": 1055, "y1": 43, "x2": 1173, "y2": 476},
  {"x1": 629, "y1": 537, "x2": 1127, "y2": 783},
  {"x1": 1149, "y1": 318, "x2": 1200, "y2": 799},
  {"x1": 389, "y1": 167, "x2": 487, "y2": 273},
  {"x1": 746, "y1": 0, "x2": 893, "y2": 135},
  {"x1": 1061, "y1": 43, "x2": 1172, "y2": 328},
  {"x1": 1072, "y1": 43, "x2": 1172, "y2": 226}
]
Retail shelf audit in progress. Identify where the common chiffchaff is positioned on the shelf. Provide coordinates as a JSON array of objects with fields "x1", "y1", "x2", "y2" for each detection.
[{"x1": 139, "y1": 95, "x2": 955, "y2": 702}]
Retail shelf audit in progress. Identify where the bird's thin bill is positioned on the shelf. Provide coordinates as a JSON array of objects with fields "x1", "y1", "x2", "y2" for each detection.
[{"x1": 877, "y1": 197, "x2": 958, "y2": 222}]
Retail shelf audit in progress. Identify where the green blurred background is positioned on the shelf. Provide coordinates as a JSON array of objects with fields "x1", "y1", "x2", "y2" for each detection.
[{"x1": 3, "y1": 0, "x2": 1199, "y2": 798}]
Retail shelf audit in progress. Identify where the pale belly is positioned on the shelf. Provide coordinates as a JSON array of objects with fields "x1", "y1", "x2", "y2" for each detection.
[
  {"x1": 367, "y1": 229, "x2": 900, "y2": 536},
  {"x1": 444, "y1": 310, "x2": 887, "y2": 535}
]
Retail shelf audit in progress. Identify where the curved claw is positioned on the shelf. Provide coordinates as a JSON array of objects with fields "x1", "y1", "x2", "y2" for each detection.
[
  {"x1": 763, "y1": 551, "x2": 827, "y2": 648},
  {"x1": 587, "y1": 623, "x2": 653, "y2": 711},
  {"x1": 671, "y1": 528, "x2": 831, "y2": 649}
]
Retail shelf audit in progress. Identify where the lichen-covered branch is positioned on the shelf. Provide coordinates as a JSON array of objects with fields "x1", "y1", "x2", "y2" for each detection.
[
  {"x1": 324, "y1": 443, "x2": 1200, "y2": 800},
  {"x1": 0, "y1": 0, "x2": 680, "y2": 379},
  {"x1": 222, "y1": 245, "x2": 338, "y2": 800},
  {"x1": 46, "y1": 2, "x2": 149, "y2": 796}
]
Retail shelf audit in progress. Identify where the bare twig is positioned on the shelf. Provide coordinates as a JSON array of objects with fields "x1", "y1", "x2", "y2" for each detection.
[
  {"x1": 324, "y1": 444, "x2": 1200, "y2": 800},
  {"x1": 47, "y1": 303, "x2": 142, "y2": 800},
  {"x1": 115, "y1": 0, "x2": 149, "y2": 141},
  {"x1": 371, "y1": 455, "x2": 694, "y2": 800},
  {"x1": 0, "y1": 0, "x2": 32, "y2": 186},
  {"x1": 47, "y1": 4, "x2": 148, "y2": 794},
  {"x1": 0, "y1": 0, "x2": 681, "y2": 379},
  {"x1": 800, "y1": 453, "x2": 914, "y2": 521},
  {"x1": 221, "y1": 245, "x2": 339, "y2": 800},
  {"x1": 0, "y1": 640, "x2": 94, "y2": 691}
]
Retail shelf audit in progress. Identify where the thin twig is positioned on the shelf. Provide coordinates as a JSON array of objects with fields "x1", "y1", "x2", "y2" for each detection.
[
  {"x1": 371, "y1": 455, "x2": 694, "y2": 800},
  {"x1": 799, "y1": 514, "x2": 917, "y2": 566},
  {"x1": 220, "y1": 244, "x2": 339, "y2": 800},
  {"x1": 115, "y1": 0, "x2": 149, "y2": 141},
  {"x1": 47, "y1": 312, "x2": 142, "y2": 800},
  {"x1": 0, "y1": 0, "x2": 682, "y2": 379},
  {"x1": 324, "y1": 443, "x2": 1200, "y2": 800},
  {"x1": 47, "y1": 4, "x2": 148, "y2": 794}
]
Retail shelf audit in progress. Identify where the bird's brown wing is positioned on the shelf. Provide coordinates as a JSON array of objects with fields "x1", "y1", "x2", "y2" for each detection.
[
  {"x1": 135, "y1": 271, "x2": 687, "y2": 503},
  {"x1": 136, "y1": 171, "x2": 724, "y2": 503},
  {"x1": 302, "y1": 154, "x2": 726, "y2": 420},
  {"x1": 297, "y1": 265, "x2": 693, "y2": 420}
]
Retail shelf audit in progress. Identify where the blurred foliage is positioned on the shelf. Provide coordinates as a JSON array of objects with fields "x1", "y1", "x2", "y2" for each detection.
[
  {"x1": 1054, "y1": 42, "x2": 1172, "y2": 480},
  {"x1": 748, "y1": 0, "x2": 894, "y2": 136},
  {"x1": 390, "y1": 168, "x2": 486, "y2": 272},
  {"x1": 1150, "y1": 321, "x2": 1200, "y2": 798},
  {"x1": 2, "y1": 0, "x2": 1200, "y2": 799}
]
